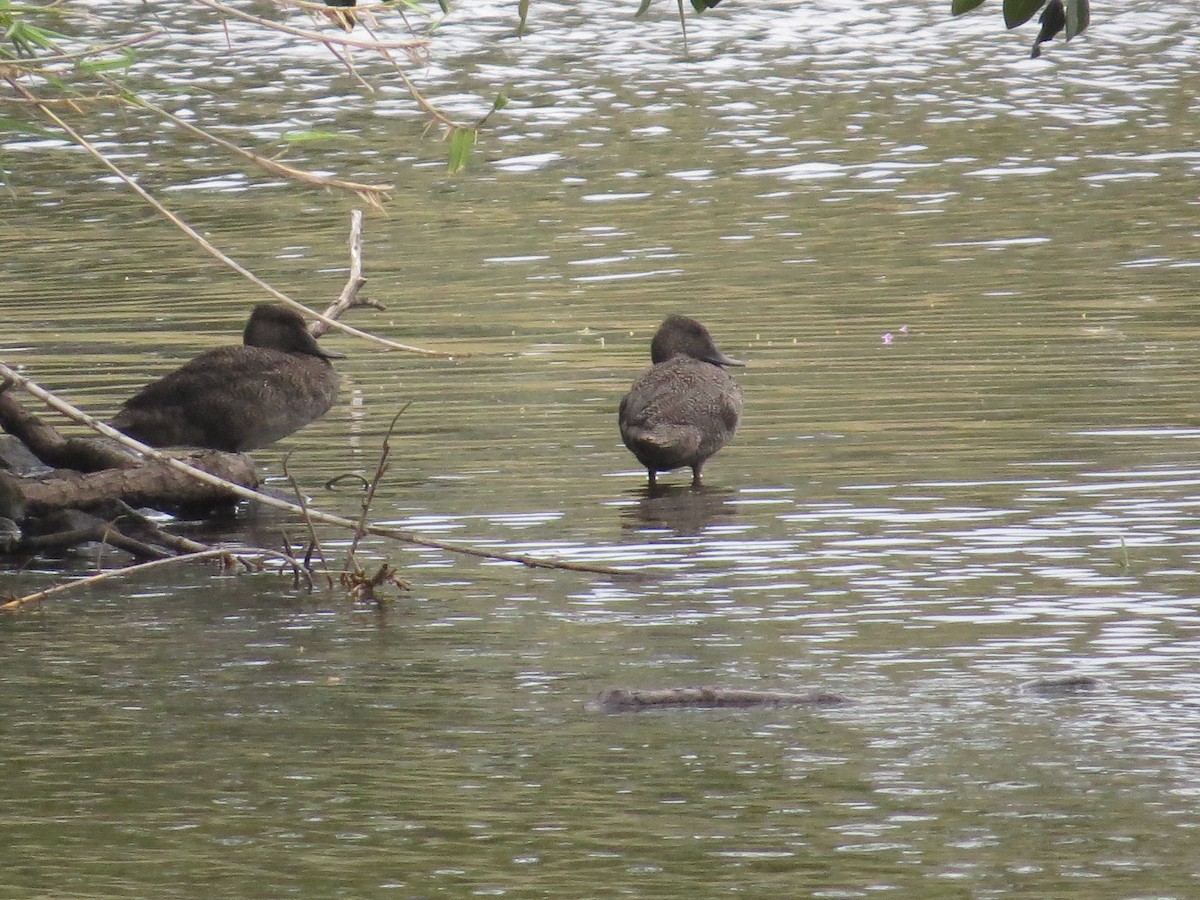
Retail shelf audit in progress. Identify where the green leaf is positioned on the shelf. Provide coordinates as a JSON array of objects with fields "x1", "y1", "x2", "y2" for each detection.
[
  {"x1": 517, "y1": 0, "x2": 529, "y2": 34},
  {"x1": 1064, "y1": 0, "x2": 1089, "y2": 40},
  {"x1": 491, "y1": 88, "x2": 508, "y2": 112},
  {"x1": 280, "y1": 129, "x2": 357, "y2": 144},
  {"x1": 950, "y1": 0, "x2": 988, "y2": 14},
  {"x1": 447, "y1": 126, "x2": 475, "y2": 175},
  {"x1": 690, "y1": 0, "x2": 706, "y2": 11},
  {"x1": 0, "y1": 117, "x2": 56, "y2": 139},
  {"x1": 6, "y1": 20, "x2": 68, "y2": 56},
  {"x1": 76, "y1": 49, "x2": 136, "y2": 75},
  {"x1": 634, "y1": 0, "x2": 653, "y2": 18},
  {"x1": 1002, "y1": 0, "x2": 1044, "y2": 29}
]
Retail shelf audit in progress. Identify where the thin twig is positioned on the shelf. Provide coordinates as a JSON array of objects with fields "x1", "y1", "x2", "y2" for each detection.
[
  {"x1": 274, "y1": 531, "x2": 316, "y2": 590},
  {"x1": 195, "y1": 0, "x2": 426, "y2": 50},
  {"x1": 0, "y1": 548, "x2": 306, "y2": 612},
  {"x1": 347, "y1": 403, "x2": 409, "y2": 567},
  {"x1": 311, "y1": 209, "x2": 383, "y2": 339},
  {"x1": 282, "y1": 452, "x2": 334, "y2": 590}
]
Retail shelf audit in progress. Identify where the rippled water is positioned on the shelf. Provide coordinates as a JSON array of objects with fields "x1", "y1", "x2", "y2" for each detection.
[{"x1": 4, "y1": 0, "x2": 1200, "y2": 896}]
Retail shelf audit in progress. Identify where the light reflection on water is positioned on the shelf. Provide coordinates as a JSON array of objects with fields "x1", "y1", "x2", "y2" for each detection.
[{"x1": 4, "y1": 0, "x2": 1200, "y2": 895}]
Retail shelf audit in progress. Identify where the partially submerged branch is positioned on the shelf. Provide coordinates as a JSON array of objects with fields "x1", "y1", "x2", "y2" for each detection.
[
  {"x1": 1, "y1": 549, "x2": 293, "y2": 613},
  {"x1": 0, "y1": 366, "x2": 633, "y2": 579},
  {"x1": 589, "y1": 687, "x2": 853, "y2": 713},
  {"x1": 310, "y1": 209, "x2": 384, "y2": 339}
]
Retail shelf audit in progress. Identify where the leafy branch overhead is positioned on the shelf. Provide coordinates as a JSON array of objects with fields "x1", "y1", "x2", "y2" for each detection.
[
  {"x1": 953, "y1": 0, "x2": 1088, "y2": 57},
  {"x1": 633, "y1": 0, "x2": 1088, "y2": 58}
]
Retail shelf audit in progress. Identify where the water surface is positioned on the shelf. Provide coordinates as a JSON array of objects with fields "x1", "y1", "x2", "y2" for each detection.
[{"x1": 3, "y1": 0, "x2": 1200, "y2": 896}]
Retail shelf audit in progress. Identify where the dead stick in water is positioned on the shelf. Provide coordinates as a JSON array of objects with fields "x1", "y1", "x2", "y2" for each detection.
[
  {"x1": 310, "y1": 209, "x2": 385, "y2": 338},
  {"x1": 591, "y1": 687, "x2": 852, "y2": 713},
  {"x1": 0, "y1": 548, "x2": 304, "y2": 612}
]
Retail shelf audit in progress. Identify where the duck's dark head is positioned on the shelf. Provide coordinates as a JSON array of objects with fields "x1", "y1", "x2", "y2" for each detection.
[
  {"x1": 650, "y1": 315, "x2": 744, "y2": 367},
  {"x1": 243, "y1": 305, "x2": 341, "y2": 360}
]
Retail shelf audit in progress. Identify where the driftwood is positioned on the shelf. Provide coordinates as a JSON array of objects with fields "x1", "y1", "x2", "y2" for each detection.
[
  {"x1": 3, "y1": 450, "x2": 256, "y2": 517},
  {"x1": 1018, "y1": 674, "x2": 1105, "y2": 698},
  {"x1": 589, "y1": 687, "x2": 852, "y2": 713}
]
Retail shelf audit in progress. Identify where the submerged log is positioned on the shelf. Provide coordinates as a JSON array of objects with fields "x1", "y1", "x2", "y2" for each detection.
[
  {"x1": 1019, "y1": 674, "x2": 1106, "y2": 698},
  {"x1": 0, "y1": 383, "x2": 258, "y2": 525},
  {"x1": 4, "y1": 451, "x2": 257, "y2": 518},
  {"x1": 590, "y1": 687, "x2": 852, "y2": 713}
]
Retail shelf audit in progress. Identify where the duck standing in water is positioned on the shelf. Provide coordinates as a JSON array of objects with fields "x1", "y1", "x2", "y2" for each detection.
[
  {"x1": 111, "y1": 305, "x2": 341, "y2": 452},
  {"x1": 618, "y1": 315, "x2": 744, "y2": 489}
]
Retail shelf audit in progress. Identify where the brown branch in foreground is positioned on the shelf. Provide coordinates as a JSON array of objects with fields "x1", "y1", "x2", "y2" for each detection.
[
  {"x1": 0, "y1": 365, "x2": 635, "y2": 580},
  {"x1": 11, "y1": 451, "x2": 257, "y2": 517},
  {"x1": 2, "y1": 75, "x2": 452, "y2": 359},
  {"x1": 1, "y1": 549, "x2": 298, "y2": 613},
  {"x1": 19, "y1": 521, "x2": 173, "y2": 561}
]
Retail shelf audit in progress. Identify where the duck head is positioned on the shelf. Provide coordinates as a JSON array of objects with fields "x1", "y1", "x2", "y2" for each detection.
[
  {"x1": 243, "y1": 304, "x2": 342, "y2": 360},
  {"x1": 650, "y1": 315, "x2": 744, "y2": 367}
]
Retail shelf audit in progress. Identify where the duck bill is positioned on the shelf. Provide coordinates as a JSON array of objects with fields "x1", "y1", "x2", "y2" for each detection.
[{"x1": 708, "y1": 352, "x2": 745, "y2": 367}]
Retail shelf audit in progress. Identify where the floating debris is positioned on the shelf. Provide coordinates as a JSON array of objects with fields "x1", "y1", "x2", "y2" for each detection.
[
  {"x1": 1019, "y1": 674, "x2": 1106, "y2": 698},
  {"x1": 589, "y1": 686, "x2": 852, "y2": 713}
]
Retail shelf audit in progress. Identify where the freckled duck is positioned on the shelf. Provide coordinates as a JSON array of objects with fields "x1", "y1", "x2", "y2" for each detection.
[
  {"x1": 111, "y1": 304, "x2": 340, "y2": 452},
  {"x1": 618, "y1": 315, "x2": 744, "y2": 489}
]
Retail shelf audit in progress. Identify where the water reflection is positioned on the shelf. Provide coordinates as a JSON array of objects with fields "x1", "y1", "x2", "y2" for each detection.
[{"x1": 618, "y1": 485, "x2": 738, "y2": 536}]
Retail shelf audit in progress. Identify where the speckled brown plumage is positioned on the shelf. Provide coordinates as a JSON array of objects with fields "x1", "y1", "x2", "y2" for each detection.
[
  {"x1": 111, "y1": 305, "x2": 340, "y2": 452},
  {"x1": 619, "y1": 316, "x2": 743, "y2": 489}
]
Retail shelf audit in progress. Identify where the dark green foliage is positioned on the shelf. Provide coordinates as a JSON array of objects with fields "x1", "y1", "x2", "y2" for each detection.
[
  {"x1": 1031, "y1": 0, "x2": 1064, "y2": 57},
  {"x1": 447, "y1": 126, "x2": 475, "y2": 175},
  {"x1": 950, "y1": 0, "x2": 1089, "y2": 54},
  {"x1": 1002, "y1": 0, "x2": 1044, "y2": 29},
  {"x1": 1063, "y1": 0, "x2": 1090, "y2": 40}
]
